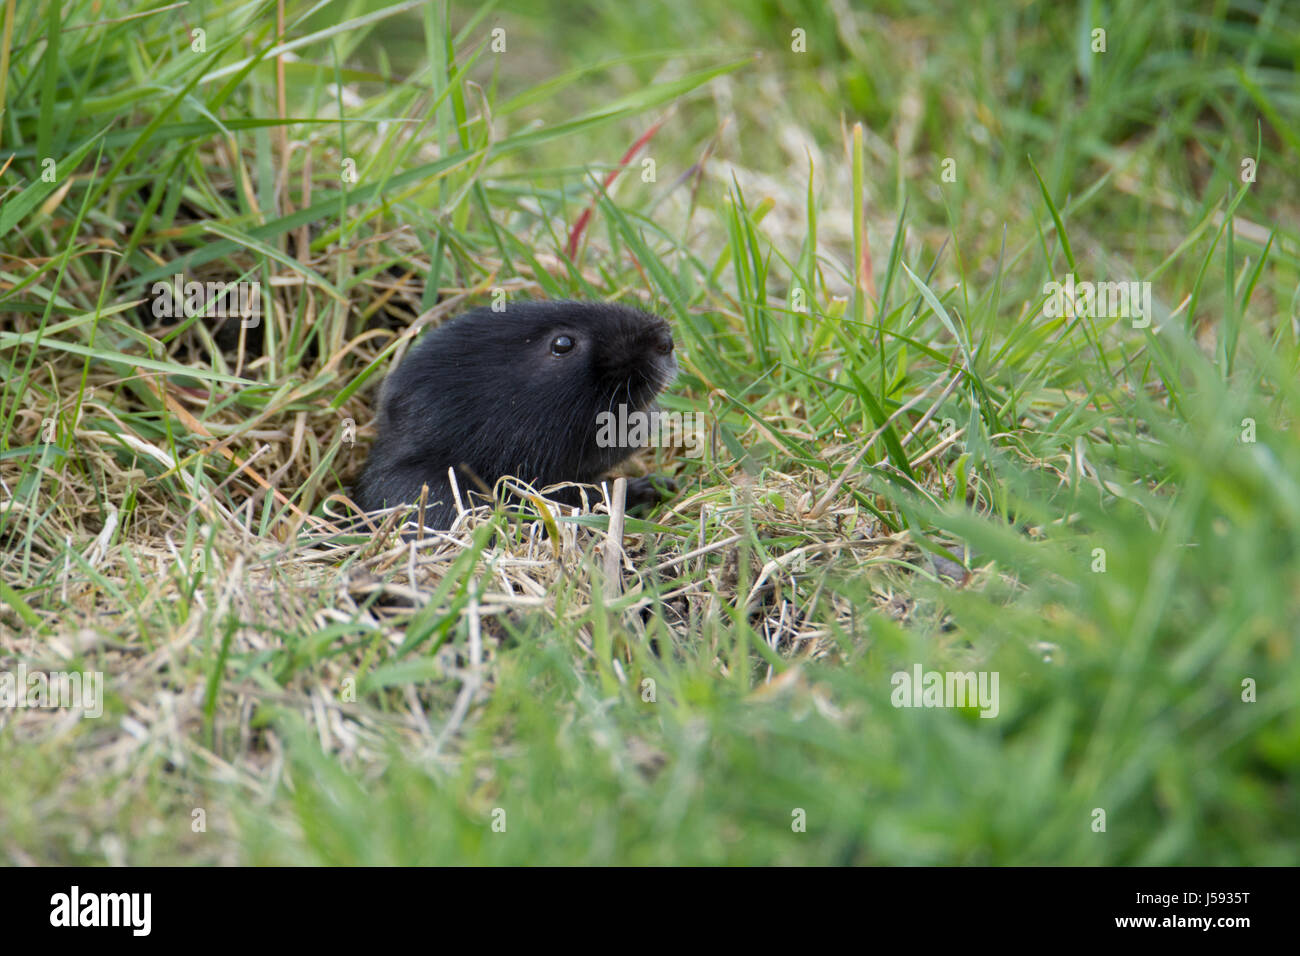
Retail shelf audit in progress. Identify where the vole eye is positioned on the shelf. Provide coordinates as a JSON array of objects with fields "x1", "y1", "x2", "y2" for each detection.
[{"x1": 550, "y1": 335, "x2": 574, "y2": 356}]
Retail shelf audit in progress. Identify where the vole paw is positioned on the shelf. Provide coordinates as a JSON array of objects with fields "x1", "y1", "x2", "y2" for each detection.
[{"x1": 624, "y1": 475, "x2": 677, "y2": 512}]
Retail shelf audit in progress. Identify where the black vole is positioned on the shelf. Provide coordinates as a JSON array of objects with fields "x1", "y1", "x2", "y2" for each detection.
[{"x1": 351, "y1": 300, "x2": 678, "y2": 528}]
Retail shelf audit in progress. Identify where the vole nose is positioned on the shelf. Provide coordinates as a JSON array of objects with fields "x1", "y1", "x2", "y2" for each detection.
[{"x1": 653, "y1": 330, "x2": 674, "y2": 356}]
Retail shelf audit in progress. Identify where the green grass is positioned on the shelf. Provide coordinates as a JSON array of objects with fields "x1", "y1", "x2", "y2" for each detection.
[{"x1": 0, "y1": 0, "x2": 1297, "y2": 864}]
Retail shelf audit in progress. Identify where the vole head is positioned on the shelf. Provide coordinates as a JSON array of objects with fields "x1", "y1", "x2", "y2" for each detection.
[{"x1": 508, "y1": 300, "x2": 677, "y2": 409}]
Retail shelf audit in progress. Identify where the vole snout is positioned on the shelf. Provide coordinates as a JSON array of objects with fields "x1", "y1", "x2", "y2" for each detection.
[{"x1": 652, "y1": 328, "x2": 674, "y2": 356}]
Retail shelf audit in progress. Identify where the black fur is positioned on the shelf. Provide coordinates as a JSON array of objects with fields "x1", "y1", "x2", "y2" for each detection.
[{"x1": 351, "y1": 300, "x2": 677, "y2": 527}]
